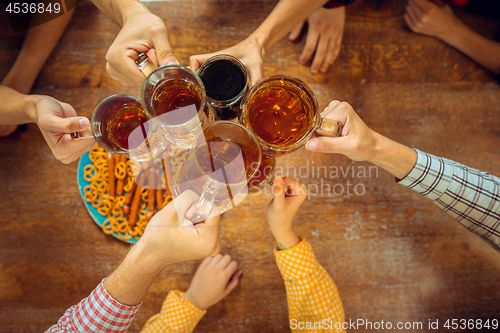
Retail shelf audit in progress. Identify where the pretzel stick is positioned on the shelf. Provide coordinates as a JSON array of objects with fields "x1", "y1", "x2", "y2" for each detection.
[
  {"x1": 107, "y1": 153, "x2": 115, "y2": 197},
  {"x1": 123, "y1": 181, "x2": 136, "y2": 215},
  {"x1": 128, "y1": 173, "x2": 145, "y2": 227},
  {"x1": 116, "y1": 156, "x2": 127, "y2": 195},
  {"x1": 146, "y1": 167, "x2": 156, "y2": 221},
  {"x1": 156, "y1": 169, "x2": 164, "y2": 210}
]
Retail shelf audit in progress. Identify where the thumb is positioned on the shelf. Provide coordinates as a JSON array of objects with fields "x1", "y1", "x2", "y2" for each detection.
[
  {"x1": 272, "y1": 176, "x2": 286, "y2": 209},
  {"x1": 306, "y1": 136, "x2": 347, "y2": 154},
  {"x1": 289, "y1": 20, "x2": 305, "y2": 41},
  {"x1": 40, "y1": 114, "x2": 90, "y2": 134},
  {"x1": 249, "y1": 64, "x2": 263, "y2": 86},
  {"x1": 152, "y1": 33, "x2": 179, "y2": 67},
  {"x1": 189, "y1": 55, "x2": 207, "y2": 73},
  {"x1": 224, "y1": 270, "x2": 242, "y2": 296}
]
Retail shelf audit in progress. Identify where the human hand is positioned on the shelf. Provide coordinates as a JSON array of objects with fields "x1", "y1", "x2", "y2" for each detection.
[
  {"x1": 136, "y1": 190, "x2": 221, "y2": 269},
  {"x1": 190, "y1": 37, "x2": 265, "y2": 86},
  {"x1": 0, "y1": 125, "x2": 17, "y2": 137},
  {"x1": 34, "y1": 97, "x2": 96, "y2": 164},
  {"x1": 105, "y1": 11, "x2": 178, "y2": 86},
  {"x1": 267, "y1": 176, "x2": 307, "y2": 249},
  {"x1": 404, "y1": 0, "x2": 460, "y2": 40},
  {"x1": 289, "y1": 6, "x2": 345, "y2": 74},
  {"x1": 184, "y1": 254, "x2": 242, "y2": 310},
  {"x1": 305, "y1": 101, "x2": 379, "y2": 162}
]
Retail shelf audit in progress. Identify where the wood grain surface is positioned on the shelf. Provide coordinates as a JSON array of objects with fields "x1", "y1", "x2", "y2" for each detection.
[{"x1": 1, "y1": 0, "x2": 499, "y2": 332}]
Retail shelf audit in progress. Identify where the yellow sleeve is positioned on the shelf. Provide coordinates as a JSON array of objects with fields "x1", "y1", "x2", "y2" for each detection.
[
  {"x1": 274, "y1": 238, "x2": 346, "y2": 333},
  {"x1": 140, "y1": 290, "x2": 206, "y2": 333}
]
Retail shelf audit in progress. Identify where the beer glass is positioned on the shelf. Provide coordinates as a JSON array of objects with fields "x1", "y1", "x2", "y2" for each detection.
[
  {"x1": 247, "y1": 153, "x2": 276, "y2": 193},
  {"x1": 77, "y1": 94, "x2": 166, "y2": 161},
  {"x1": 198, "y1": 54, "x2": 250, "y2": 121},
  {"x1": 173, "y1": 121, "x2": 262, "y2": 222},
  {"x1": 239, "y1": 75, "x2": 343, "y2": 156},
  {"x1": 141, "y1": 65, "x2": 214, "y2": 148}
]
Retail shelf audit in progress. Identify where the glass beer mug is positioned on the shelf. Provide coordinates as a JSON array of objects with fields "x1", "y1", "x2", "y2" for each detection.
[
  {"x1": 140, "y1": 63, "x2": 214, "y2": 149},
  {"x1": 239, "y1": 75, "x2": 343, "y2": 156},
  {"x1": 74, "y1": 94, "x2": 166, "y2": 161}
]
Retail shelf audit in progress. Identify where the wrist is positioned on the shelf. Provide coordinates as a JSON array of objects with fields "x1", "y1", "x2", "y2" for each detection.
[
  {"x1": 121, "y1": 1, "x2": 151, "y2": 26},
  {"x1": 184, "y1": 289, "x2": 207, "y2": 310},
  {"x1": 272, "y1": 229, "x2": 300, "y2": 249},
  {"x1": 25, "y1": 95, "x2": 44, "y2": 124},
  {"x1": 129, "y1": 241, "x2": 169, "y2": 275},
  {"x1": 437, "y1": 17, "x2": 464, "y2": 45},
  {"x1": 368, "y1": 133, "x2": 417, "y2": 180}
]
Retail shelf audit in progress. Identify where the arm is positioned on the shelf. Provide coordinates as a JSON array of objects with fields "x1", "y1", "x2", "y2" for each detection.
[
  {"x1": 46, "y1": 191, "x2": 221, "y2": 332},
  {"x1": 267, "y1": 177, "x2": 346, "y2": 332},
  {"x1": 141, "y1": 254, "x2": 241, "y2": 333},
  {"x1": 404, "y1": 0, "x2": 500, "y2": 74},
  {"x1": 91, "y1": 0, "x2": 178, "y2": 86},
  {"x1": 190, "y1": 0, "x2": 328, "y2": 84},
  {"x1": 0, "y1": 85, "x2": 95, "y2": 164},
  {"x1": 274, "y1": 239, "x2": 346, "y2": 332},
  {"x1": 306, "y1": 101, "x2": 500, "y2": 252}
]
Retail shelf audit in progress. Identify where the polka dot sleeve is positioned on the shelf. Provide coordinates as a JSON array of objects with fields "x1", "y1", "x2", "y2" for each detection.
[
  {"x1": 140, "y1": 290, "x2": 206, "y2": 333},
  {"x1": 274, "y1": 238, "x2": 346, "y2": 332}
]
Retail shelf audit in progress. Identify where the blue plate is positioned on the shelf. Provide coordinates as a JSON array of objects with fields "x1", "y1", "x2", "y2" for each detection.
[{"x1": 77, "y1": 151, "x2": 138, "y2": 244}]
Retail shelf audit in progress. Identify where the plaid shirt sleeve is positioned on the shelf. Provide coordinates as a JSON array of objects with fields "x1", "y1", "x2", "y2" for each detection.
[
  {"x1": 398, "y1": 149, "x2": 500, "y2": 252},
  {"x1": 274, "y1": 238, "x2": 346, "y2": 332},
  {"x1": 140, "y1": 290, "x2": 206, "y2": 333},
  {"x1": 45, "y1": 280, "x2": 141, "y2": 333},
  {"x1": 323, "y1": 0, "x2": 357, "y2": 9}
]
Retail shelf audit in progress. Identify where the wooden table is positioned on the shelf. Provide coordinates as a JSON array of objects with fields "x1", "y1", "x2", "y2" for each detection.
[{"x1": 1, "y1": 1, "x2": 499, "y2": 332}]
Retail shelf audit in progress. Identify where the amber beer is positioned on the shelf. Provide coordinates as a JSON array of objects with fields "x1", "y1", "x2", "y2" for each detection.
[
  {"x1": 248, "y1": 153, "x2": 275, "y2": 192},
  {"x1": 240, "y1": 75, "x2": 319, "y2": 156},
  {"x1": 141, "y1": 65, "x2": 212, "y2": 148},
  {"x1": 151, "y1": 79, "x2": 202, "y2": 125},
  {"x1": 173, "y1": 121, "x2": 262, "y2": 221}
]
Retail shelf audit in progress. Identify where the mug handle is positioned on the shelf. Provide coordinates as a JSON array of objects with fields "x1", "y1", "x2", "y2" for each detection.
[
  {"x1": 316, "y1": 118, "x2": 344, "y2": 137},
  {"x1": 70, "y1": 126, "x2": 93, "y2": 139},
  {"x1": 191, "y1": 180, "x2": 220, "y2": 224}
]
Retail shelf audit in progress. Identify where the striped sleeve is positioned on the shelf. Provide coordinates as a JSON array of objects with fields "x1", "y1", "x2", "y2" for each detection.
[
  {"x1": 46, "y1": 280, "x2": 140, "y2": 333},
  {"x1": 140, "y1": 290, "x2": 206, "y2": 333},
  {"x1": 274, "y1": 238, "x2": 346, "y2": 332},
  {"x1": 398, "y1": 149, "x2": 500, "y2": 251}
]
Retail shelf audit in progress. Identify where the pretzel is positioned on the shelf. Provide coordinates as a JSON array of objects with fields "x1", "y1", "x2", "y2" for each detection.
[{"x1": 84, "y1": 145, "x2": 183, "y2": 242}]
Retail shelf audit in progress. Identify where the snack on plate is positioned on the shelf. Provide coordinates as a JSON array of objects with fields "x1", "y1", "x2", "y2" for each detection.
[{"x1": 83, "y1": 146, "x2": 175, "y2": 242}]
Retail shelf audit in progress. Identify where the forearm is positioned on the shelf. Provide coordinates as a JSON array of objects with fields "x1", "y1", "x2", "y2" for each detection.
[
  {"x1": 440, "y1": 20, "x2": 500, "y2": 74},
  {"x1": 104, "y1": 242, "x2": 164, "y2": 306},
  {"x1": 251, "y1": 0, "x2": 327, "y2": 50},
  {"x1": 368, "y1": 132, "x2": 418, "y2": 180},
  {"x1": 140, "y1": 290, "x2": 206, "y2": 333},
  {"x1": 91, "y1": 0, "x2": 150, "y2": 27},
  {"x1": 398, "y1": 149, "x2": 500, "y2": 251},
  {"x1": 0, "y1": 85, "x2": 40, "y2": 125},
  {"x1": 275, "y1": 239, "x2": 346, "y2": 332},
  {"x1": 272, "y1": 228, "x2": 300, "y2": 250}
]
